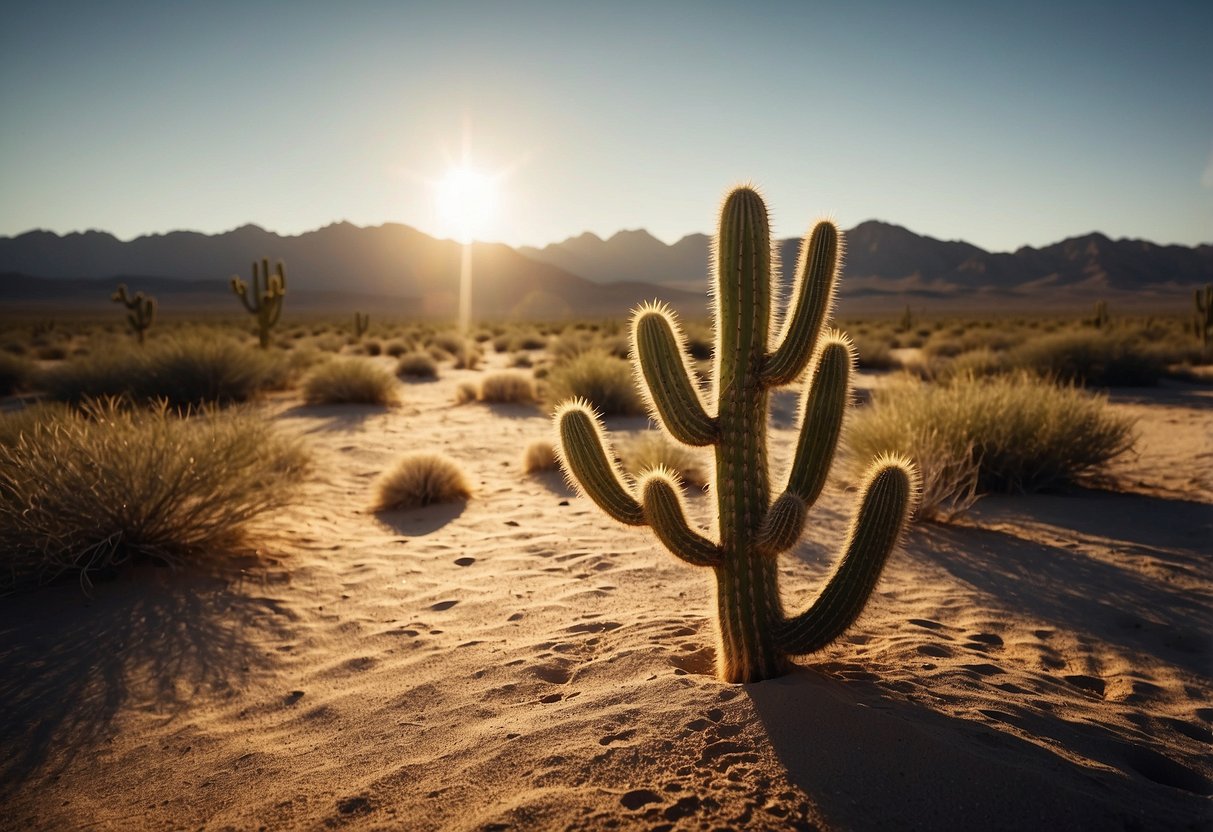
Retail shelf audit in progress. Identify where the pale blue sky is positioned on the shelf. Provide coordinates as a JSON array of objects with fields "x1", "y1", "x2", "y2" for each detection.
[{"x1": 2, "y1": 1, "x2": 1210, "y2": 250}]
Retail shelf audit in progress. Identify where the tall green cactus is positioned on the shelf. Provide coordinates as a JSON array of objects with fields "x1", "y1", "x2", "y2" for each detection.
[
  {"x1": 231, "y1": 258, "x2": 286, "y2": 349},
  {"x1": 1195, "y1": 284, "x2": 1212, "y2": 350},
  {"x1": 111, "y1": 284, "x2": 156, "y2": 344},
  {"x1": 354, "y1": 312, "x2": 370, "y2": 338},
  {"x1": 554, "y1": 187, "x2": 918, "y2": 683}
]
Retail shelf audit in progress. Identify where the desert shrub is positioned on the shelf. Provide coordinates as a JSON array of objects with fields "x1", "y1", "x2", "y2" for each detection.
[
  {"x1": 522, "y1": 440, "x2": 559, "y2": 474},
  {"x1": 0, "y1": 402, "x2": 72, "y2": 447},
  {"x1": 0, "y1": 399, "x2": 307, "y2": 591},
  {"x1": 516, "y1": 332, "x2": 549, "y2": 351},
  {"x1": 302, "y1": 358, "x2": 400, "y2": 405},
  {"x1": 0, "y1": 352, "x2": 32, "y2": 396},
  {"x1": 454, "y1": 344, "x2": 483, "y2": 370},
  {"x1": 478, "y1": 371, "x2": 537, "y2": 404},
  {"x1": 850, "y1": 334, "x2": 897, "y2": 370},
  {"x1": 510, "y1": 352, "x2": 533, "y2": 368},
  {"x1": 429, "y1": 332, "x2": 465, "y2": 354},
  {"x1": 1010, "y1": 331, "x2": 1167, "y2": 387},
  {"x1": 372, "y1": 453, "x2": 472, "y2": 510},
  {"x1": 845, "y1": 373, "x2": 1134, "y2": 502},
  {"x1": 545, "y1": 350, "x2": 644, "y2": 416},
  {"x1": 362, "y1": 339, "x2": 383, "y2": 357},
  {"x1": 454, "y1": 381, "x2": 479, "y2": 404},
  {"x1": 385, "y1": 340, "x2": 409, "y2": 358},
  {"x1": 931, "y1": 347, "x2": 1009, "y2": 381},
  {"x1": 397, "y1": 352, "x2": 439, "y2": 379},
  {"x1": 36, "y1": 344, "x2": 69, "y2": 361},
  {"x1": 40, "y1": 334, "x2": 290, "y2": 408},
  {"x1": 620, "y1": 431, "x2": 709, "y2": 490}
]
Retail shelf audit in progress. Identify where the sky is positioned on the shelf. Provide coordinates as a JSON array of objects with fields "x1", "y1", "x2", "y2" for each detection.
[{"x1": 1, "y1": 1, "x2": 1211, "y2": 252}]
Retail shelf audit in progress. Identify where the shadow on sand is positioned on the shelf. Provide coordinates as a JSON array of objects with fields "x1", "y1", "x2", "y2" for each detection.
[
  {"x1": 277, "y1": 402, "x2": 401, "y2": 431},
  {"x1": 0, "y1": 564, "x2": 294, "y2": 798},
  {"x1": 746, "y1": 667, "x2": 1209, "y2": 831},
  {"x1": 918, "y1": 490, "x2": 1212, "y2": 675},
  {"x1": 372, "y1": 501, "x2": 468, "y2": 536}
]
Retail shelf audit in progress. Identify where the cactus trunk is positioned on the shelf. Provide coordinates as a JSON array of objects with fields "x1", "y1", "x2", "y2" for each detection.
[{"x1": 555, "y1": 186, "x2": 918, "y2": 684}]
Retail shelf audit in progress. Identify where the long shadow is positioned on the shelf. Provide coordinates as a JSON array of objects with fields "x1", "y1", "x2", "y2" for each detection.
[
  {"x1": 533, "y1": 470, "x2": 576, "y2": 498},
  {"x1": 277, "y1": 402, "x2": 399, "y2": 431},
  {"x1": 372, "y1": 501, "x2": 467, "y2": 536},
  {"x1": 0, "y1": 564, "x2": 293, "y2": 798},
  {"x1": 1106, "y1": 383, "x2": 1213, "y2": 408},
  {"x1": 913, "y1": 493, "x2": 1212, "y2": 676},
  {"x1": 746, "y1": 669, "x2": 1209, "y2": 831}
]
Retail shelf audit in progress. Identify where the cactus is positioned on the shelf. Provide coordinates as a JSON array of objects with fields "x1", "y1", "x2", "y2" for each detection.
[
  {"x1": 899, "y1": 304, "x2": 913, "y2": 333},
  {"x1": 1091, "y1": 299, "x2": 1109, "y2": 329},
  {"x1": 554, "y1": 187, "x2": 918, "y2": 683},
  {"x1": 1195, "y1": 285, "x2": 1212, "y2": 350},
  {"x1": 111, "y1": 284, "x2": 156, "y2": 344},
  {"x1": 354, "y1": 312, "x2": 370, "y2": 338},
  {"x1": 231, "y1": 258, "x2": 286, "y2": 348}
]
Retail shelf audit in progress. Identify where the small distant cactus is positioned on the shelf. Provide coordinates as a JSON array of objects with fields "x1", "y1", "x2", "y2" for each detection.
[
  {"x1": 111, "y1": 284, "x2": 156, "y2": 344},
  {"x1": 554, "y1": 186, "x2": 918, "y2": 683},
  {"x1": 231, "y1": 259, "x2": 286, "y2": 349},
  {"x1": 899, "y1": 304, "x2": 914, "y2": 333},
  {"x1": 1091, "y1": 299, "x2": 1109, "y2": 329},
  {"x1": 1195, "y1": 285, "x2": 1212, "y2": 350},
  {"x1": 354, "y1": 312, "x2": 370, "y2": 339}
]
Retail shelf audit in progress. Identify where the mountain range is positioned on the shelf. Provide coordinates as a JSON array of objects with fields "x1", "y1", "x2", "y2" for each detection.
[{"x1": 2, "y1": 220, "x2": 1209, "y2": 317}]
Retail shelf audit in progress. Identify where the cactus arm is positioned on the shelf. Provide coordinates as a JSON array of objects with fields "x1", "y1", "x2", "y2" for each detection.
[
  {"x1": 632, "y1": 304, "x2": 717, "y2": 446},
  {"x1": 265, "y1": 295, "x2": 284, "y2": 329},
  {"x1": 555, "y1": 401, "x2": 646, "y2": 526},
  {"x1": 638, "y1": 469, "x2": 721, "y2": 566},
  {"x1": 231, "y1": 276, "x2": 259, "y2": 313},
  {"x1": 112, "y1": 284, "x2": 131, "y2": 305},
  {"x1": 755, "y1": 492, "x2": 807, "y2": 554},
  {"x1": 762, "y1": 221, "x2": 840, "y2": 386},
  {"x1": 776, "y1": 458, "x2": 916, "y2": 655},
  {"x1": 783, "y1": 335, "x2": 852, "y2": 504}
]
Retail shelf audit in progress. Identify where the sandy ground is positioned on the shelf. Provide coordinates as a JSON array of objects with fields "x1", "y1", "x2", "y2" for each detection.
[{"x1": 1, "y1": 356, "x2": 1210, "y2": 831}]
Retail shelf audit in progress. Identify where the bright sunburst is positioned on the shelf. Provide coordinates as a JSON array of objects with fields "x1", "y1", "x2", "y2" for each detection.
[{"x1": 435, "y1": 166, "x2": 497, "y2": 244}]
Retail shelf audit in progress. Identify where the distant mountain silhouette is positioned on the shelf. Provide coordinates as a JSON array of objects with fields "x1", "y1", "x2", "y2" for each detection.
[
  {"x1": 523, "y1": 221, "x2": 1213, "y2": 305},
  {"x1": 2, "y1": 220, "x2": 1209, "y2": 316},
  {"x1": 0, "y1": 223, "x2": 704, "y2": 318}
]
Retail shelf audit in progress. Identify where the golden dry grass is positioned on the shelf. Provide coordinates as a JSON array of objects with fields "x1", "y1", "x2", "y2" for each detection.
[{"x1": 372, "y1": 453, "x2": 473, "y2": 510}]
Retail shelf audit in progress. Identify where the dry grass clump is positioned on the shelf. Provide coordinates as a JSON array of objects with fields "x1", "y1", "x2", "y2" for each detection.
[
  {"x1": 302, "y1": 358, "x2": 400, "y2": 405},
  {"x1": 545, "y1": 350, "x2": 644, "y2": 416},
  {"x1": 454, "y1": 381, "x2": 479, "y2": 405},
  {"x1": 522, "y1": 440, "x2": 558, "y2": 474},
  {"x1": 0, "y1": 352, "x2": 32, "y2": 396},
  {"x1": 478, "y1": 371, "x2": 537, "y2": 404},
  {"x1": 40, "y1": 333, "x2": 292, "y2": 408},
  {"x1": 454, "y1": 344, "x2": 483, "y2": 370},
  {"x1": 850, "y1": 333, "x2": 897, "y2": 370},
  {"x1": 0, "y1": 399, "x2": 308, "y2": 591},
  {"x1": 397, "y1": 352, "x2": 439, "y2": 379},
  {"x1": 620, "y1": 431, "x2": 710, "y2": 490},
  {"x1": 372, "y1": 453, "x2": 472, "y2": 510},
  {"x1": 845, "y1": 373, "x2": 1135, "y2": 514},
  {"x1": 1009, "y1": 330, "x2": 1166, "y2": 387}
]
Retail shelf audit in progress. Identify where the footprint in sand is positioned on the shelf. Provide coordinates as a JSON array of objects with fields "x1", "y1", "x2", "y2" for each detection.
[
  {"x1": 430, "y1": 600, "x2": 458, "y2": 611},
  {"x1": 454, "y1": 556, "x2": 475, "y2": 566},
  {"x1": 917, "y1": 644, "x2": 952, "y2": 658},
  {"x1": 1116, "y1": 742, "x2": 1213, "y2": 795},
  {"x1": 531, "y1": 661, "x2": 573, "y2": 685},
  {"x1": 1063, "y1": 673, "x2": 1106, "y2": 697}
]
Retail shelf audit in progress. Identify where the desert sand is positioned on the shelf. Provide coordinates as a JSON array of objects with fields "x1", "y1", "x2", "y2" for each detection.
[{"x1": 1, "y1": 353, "x2": 1210, "y2": 831}]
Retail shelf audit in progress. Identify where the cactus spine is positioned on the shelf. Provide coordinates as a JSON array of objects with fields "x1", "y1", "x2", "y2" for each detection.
[
  {"x1": 354, "y1": 312, "x2": 370, "y2": 338},
  {"x1": 231, "y1": 258, "x2": 286, "y2": 348},
  {"x1": 554, "y1": 187, "x2": 918, "y2": 683},
  {"x1": 1195, "y1": 285, "x2": 1212, "y2": 350},
  {"x1": 111, "y1": 284, "x2": 156, "y2": 344}
]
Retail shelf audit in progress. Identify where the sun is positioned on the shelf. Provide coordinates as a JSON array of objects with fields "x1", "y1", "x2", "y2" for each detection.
[{"x1": 435, "y1": 166, "x2": 497, "y2": 244}]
